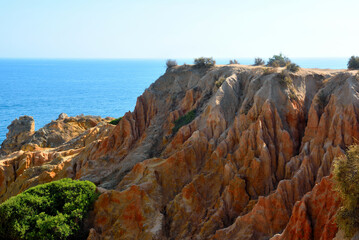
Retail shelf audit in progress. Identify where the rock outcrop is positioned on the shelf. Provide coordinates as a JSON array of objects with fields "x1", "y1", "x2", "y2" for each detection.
[
  {"x1": 0, "y1": 116, "x2": 35, "y2": 155},
  {"x1": 0, "y1": 114, "x2": 107, "y2": 156},
  {"x1": 271, "y1": 176, "x2": 340, "y2": 240},
  {"x1": 1, "y1": 65, "x2": 359, "y2": 239},
  {"x1": 0, "y1": 114, "x2": 113, "y2": 202}
]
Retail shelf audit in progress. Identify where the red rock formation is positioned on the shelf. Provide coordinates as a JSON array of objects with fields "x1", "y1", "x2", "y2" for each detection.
[
  {"x1": 271, "y1": 176, "x2": 340, "y2": 240},
  {"x1": 1, "y1": 66, "x2": 358, "y2": 240}
]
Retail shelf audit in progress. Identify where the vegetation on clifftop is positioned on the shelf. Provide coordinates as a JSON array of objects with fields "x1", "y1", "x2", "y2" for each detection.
[
  {"x1": 253, "y1": 57, "x2": 265, "y2": 66},
  {"x1": 267, "y1": 53, "x2": 291, "y2": 67},
  {"x1": 0, "y1": 178, "x2": 97, "y2": 240},
  {"x1": 334, "y1": 144, "x2": 359, "y2": 238},
  {"x1": 166, "y1": 59, "x2": 178, "y2": 68},
  {"x1": 348, "y1": 56, "x2": 359, "y2": 70},
  {"x1": 286, "y1": 63, "x2": 300, "y2": 73},
  {"x1": 194, "y1": 57, "x2": 216, "y2": 68}
]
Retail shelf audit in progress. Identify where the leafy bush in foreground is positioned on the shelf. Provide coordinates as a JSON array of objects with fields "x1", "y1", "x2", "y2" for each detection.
[
  {"x1": 348, "y1": 56, "x2": 359, "y2": 70},
  {"x1": 0, "y1": 178, "x2": 97, "y2": 240},
  {"x1": 334, "y1": 145, "x2": 359, "y2": 238},
  {"x1": 172, "y1": 109, "x2": 196, "y2": 134},
  {"x1": 267, "y1": 53, "x2": 291, "y2": 67},
  {"x1": 109, "y1": 117, "x2": 122, "y2": 125},
  {"x1": 194, "y1": 57, "x2": 216, "y2": 68}
]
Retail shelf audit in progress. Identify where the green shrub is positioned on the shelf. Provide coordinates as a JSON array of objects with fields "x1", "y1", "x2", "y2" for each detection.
[
  {"x1": 215, "y1": 76, "x2": 226, "y2": 88},
  {"x1": 286, "y1": 63, "x2": 300, "y2": 73},
  {"x1": 109, "y1": 117, "x2": 122, "y2": 125},
  {"x1": 229, "y1": 59, "x2": 238, "y2": 64},
  {"x1": 278, "y1": 72, "x2": 293, "y2": 87},
  {"x1": 0, "y1": 178, "x2": 97, "y2": 240},
  {"x1": 348, "y1": 56, "x2": 359, "y2": 70},
  {"x1": 263, "y1": 67, "x2": 277, "y2": 75},
  {"x1": 267, "y1": 53, "x2": 291, "y2": 67},
  {"x1": 166, "y1": 59, "x2": 177, "y2": 68},
  {"x1": 172, "y1": 109, "x2": 196, "y2": 134},
  {"x1": 253, "y1": 57, "x2": 265, "y2": 66},
  {"x1": 277, "y1": 71, "x2": 298, "y2": 101},
  {"x1": 334, "y1": 145, "x2": 359, "y2": 238},
  {"x1": 194, "y1": 57, "x2": 216, "y2": 68}
]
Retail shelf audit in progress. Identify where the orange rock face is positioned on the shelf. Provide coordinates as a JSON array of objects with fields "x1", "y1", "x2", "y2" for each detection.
[
  {"x1": 271, "y1": 176, "x2": 340, "y2": 240},
  {"x1": 1, "y1": 66, "x2": 358, "y2": 240}
]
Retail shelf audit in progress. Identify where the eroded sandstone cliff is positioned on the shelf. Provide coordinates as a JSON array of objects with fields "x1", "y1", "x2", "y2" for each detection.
[{"x1": 1, "y1": 65, "x2": 358, "y2": 239}]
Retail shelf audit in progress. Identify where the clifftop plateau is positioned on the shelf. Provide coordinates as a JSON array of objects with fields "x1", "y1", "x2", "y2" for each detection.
[{"x1": 1, "y1": 64, "x2": 359, "y2": 240}]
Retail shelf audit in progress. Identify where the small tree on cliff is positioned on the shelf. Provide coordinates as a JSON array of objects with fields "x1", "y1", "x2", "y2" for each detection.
[
  {"x1": 347, "y1": 56, "x2": 359, "y2": 70},
  {"x1": 166, "y1": 59, "x2": 177, "y2": 68},
  {"x1": 267, "y1": 53, "x2": 291, "y2": 67},
  {"x1": 253, "y1": 57, "x2": 265, "y2": 66},
  {"x1": 286, "y1": 63, "x2": 300, "y2": 73},
  {"x1": 194, "y1": 57, "x2": 216, "y2": 68},
  {"x1": 334, "y1": 144, "x2": 359, "y2": 238}
]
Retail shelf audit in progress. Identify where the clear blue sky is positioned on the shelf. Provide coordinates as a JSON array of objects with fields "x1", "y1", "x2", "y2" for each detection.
[{"x1": 1, "y1": 0, "x2": 358, "y2": 59}]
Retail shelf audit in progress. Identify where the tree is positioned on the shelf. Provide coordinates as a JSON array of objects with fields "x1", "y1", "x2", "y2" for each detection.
[
  {"x1": 166, "y1": 59, "x2": 177, "y2": 68},
  {"x1": 334, "y1": 145, "x2": 359, "y2": 238},
  {"x1": 286, "y1": 63, "x2": 300, "y2": 73},
  {"x1": 347, "y1": 56, "x2": 359, "y2": 70},
  {"x1": 194, "y1": 57, "x2": 216, "y2": 68},
  {"x1": 267, "y1": 53, "x2": 291, "y2": 67},
  {"x1": 253, "y1": 57, "x2": 265, "y2": 66}
]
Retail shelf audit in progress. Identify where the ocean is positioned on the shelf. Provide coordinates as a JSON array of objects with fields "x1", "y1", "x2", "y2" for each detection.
[{"x1": 0, "y1": 58, "x2": 349, "y2": 143}]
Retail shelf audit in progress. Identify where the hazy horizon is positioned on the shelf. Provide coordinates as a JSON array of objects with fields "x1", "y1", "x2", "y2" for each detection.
[{"x1": 1, "y1": 0, "x2": 358, "y2": 59}]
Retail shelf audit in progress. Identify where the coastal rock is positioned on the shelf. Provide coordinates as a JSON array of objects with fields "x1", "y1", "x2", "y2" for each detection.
[
  {"x1": 0, "y1": 65, "x2": 358, "y2": 240},
  {"x1": 27, "y1": 115, "x2": 105, "y2": 148},
  {"x1": 0, "y1": 116, "x2": 114, "y2": 202},
  {"x1": 58, "y1": 113, "x2": 68, "y2": 120},
  {"x1": 0, "y1": 115, "x2": 107, "y2": 156},
  {"x1": 0, "y1": 116, "x2": 35, "y2": 155},
  {"x1": 270, "y1": 176, "x2": 340, "y2": 240}
]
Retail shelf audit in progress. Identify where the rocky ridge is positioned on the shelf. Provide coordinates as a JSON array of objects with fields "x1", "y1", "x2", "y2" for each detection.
[{"x1": 1, "y1": 65, "x2": 359, "y2": 239}]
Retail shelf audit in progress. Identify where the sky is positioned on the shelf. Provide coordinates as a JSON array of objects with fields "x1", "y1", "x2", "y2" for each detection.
[{"x1": 0, "y1": 0, "x2": 358, "y2": 59}]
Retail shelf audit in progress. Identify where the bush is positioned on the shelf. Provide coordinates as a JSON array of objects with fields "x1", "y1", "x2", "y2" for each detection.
[
  {"x1": 215, "y1": 76, "x2": 226, "y2": 88},
  {"x1": 347, "y1": 56, "x2": 359, "y2": 70},
  {"x1": 172, "y1": 109, "x2": 196, "y2": 134},
  {"x1": 109, "y1": 117, "x2": 122, "y2": 125},
  {"x1": 194, "y1": 57, "x2": 216, "y2": 68},
  {"x1": 278, "y1": 71, "x2": 293, "y2": 86},
  {"x1": 334, "y1": 145, "x2": 359, "y2": 238},
  {"x1": 286, "y1": 63, "x2": 300, "y2": 73},
  {"x1": 253, "y1": 58, "x2": 265, "y2": 66},
  {"x1": 166, "y1": 59, "x2": 177, "y2": 68},
  {"x1": 229, "y1": 59, "x2": 239, "y2": 64},
  {"x1": 263, "y1": 67, "x2": 277, "y2": 75},
  {"x1": 0, "y1": 178, "x2": 97, "y2": 240},
  {"x1": 267, "y1": 53, "x2": 291, "y2": 67}
]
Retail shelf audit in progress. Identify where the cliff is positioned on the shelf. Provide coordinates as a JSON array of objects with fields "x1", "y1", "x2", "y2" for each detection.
[{"x1": 1, "y1": 64, "x2": 359, "y2": 240}]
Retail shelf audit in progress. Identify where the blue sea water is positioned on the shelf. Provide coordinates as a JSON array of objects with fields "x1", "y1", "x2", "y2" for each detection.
[{"x1": 0, "y1": 58, "x2": 348, "y2": 143}]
